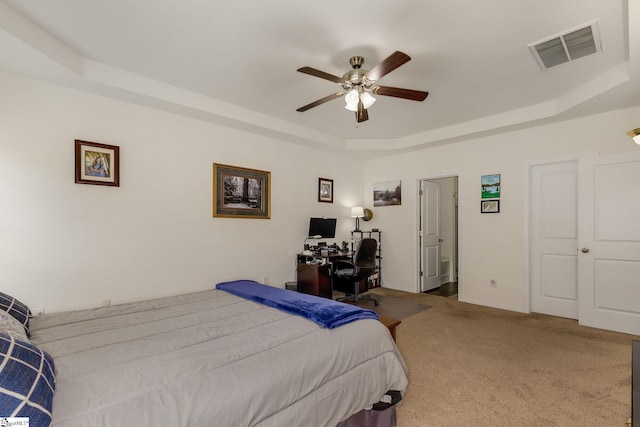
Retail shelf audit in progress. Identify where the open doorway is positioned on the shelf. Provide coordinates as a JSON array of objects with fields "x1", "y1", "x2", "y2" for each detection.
[{"x1": 418, "y1": 176, "x2": 459, "y2": 298}]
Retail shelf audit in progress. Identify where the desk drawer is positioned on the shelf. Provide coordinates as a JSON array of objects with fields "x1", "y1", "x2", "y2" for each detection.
[{"x1": 296, "y1": 263, "x2": 332, "y2": 298}]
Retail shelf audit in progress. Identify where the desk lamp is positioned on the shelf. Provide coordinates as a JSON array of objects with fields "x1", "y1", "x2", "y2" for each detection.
[{"x1": 351, "y1": 206, "x2": 364, "y2": 231}]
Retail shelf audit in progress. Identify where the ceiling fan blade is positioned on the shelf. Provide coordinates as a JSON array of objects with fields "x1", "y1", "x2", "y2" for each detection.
[
  {"x1": 297, "y1": 67, "x2": 345, "y2": 84},
  {"x1": 373, "y1": 86, "x2": 429, "y2": 101},
  {"x1": 365, "y1": 51, "x2": 411, "y2": 82},
  {"x1": 296, "y1": 93, "x2": 344, "y2": 112},
  {"x1": 356, "y1": 99, "x2": 369, "y2": 123}
]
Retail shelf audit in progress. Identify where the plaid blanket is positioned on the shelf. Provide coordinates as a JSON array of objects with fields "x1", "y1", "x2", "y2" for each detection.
[
  {"x1": 0, "y1": 292, "x2": 32, "y2": 337},
  {"x1": 0, "y1": 333, "x2": 56, "y2": 426}
]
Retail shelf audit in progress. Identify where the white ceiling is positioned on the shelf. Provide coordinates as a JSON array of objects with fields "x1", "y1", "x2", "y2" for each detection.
[{"x1": 1, "y1": 0, "x2": 639, "y2": 155}]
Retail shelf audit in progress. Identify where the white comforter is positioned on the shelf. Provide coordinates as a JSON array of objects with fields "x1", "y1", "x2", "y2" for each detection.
[{"x1": 30, "y1": 289, "x2": 408, "y2": 427}]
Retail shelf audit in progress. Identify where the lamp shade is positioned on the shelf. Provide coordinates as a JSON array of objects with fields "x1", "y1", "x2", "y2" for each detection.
[
  {"x1": 351, "y1": 206, "x2": 365, "y2": 218},
  {"x1": 628, "y1": 128, "x2": 640, "y2": 145},
  {"x1": 361, "y1": 91, "x2": 376, "y2": 109},
  {"x1": 344, "y1": 89, "x2": 359, "y2": 112}
]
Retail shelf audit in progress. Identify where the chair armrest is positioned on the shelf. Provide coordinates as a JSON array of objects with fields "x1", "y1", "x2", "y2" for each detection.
[
  {"x1": 333, "y1": 259, "x2": 355, "y2": 269},
  {"x1": 333, "y1": 259, "x2": 360, "y2": 277}
]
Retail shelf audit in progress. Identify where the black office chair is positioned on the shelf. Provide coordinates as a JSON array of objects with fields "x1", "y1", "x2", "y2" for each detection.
[{"x1": 334, "y1": 238, "x2": 379, "y2": 306}]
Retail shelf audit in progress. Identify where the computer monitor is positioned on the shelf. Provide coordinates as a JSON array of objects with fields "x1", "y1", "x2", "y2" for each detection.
[{"x1": 308, "y1": 217, "x2": 337, "y2": 239}]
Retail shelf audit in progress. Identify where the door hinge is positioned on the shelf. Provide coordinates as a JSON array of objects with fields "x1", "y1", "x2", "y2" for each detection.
[{"x1": 419, "y1": 189, "x2": 423, "y2": 196}]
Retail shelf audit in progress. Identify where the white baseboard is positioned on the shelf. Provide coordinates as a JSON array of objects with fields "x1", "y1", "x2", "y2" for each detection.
[{"x1": 458, "y1": 296, "x2": 530, "y2": 314}]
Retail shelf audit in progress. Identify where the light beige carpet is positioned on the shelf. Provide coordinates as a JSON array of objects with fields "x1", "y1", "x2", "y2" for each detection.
[{"x1": 368, "y1": 288, "x2": 638, "y2": 427}]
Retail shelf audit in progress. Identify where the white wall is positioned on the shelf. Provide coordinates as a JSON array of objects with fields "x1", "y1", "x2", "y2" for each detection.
[
  {"x1": 0, "y1": 72, "x2": 363, "y2": 312},
  {"x1": 364, "y1": 106, "x2": 640, "y2": 312},
  {"x1": 3, "y1": 70, "x2": 639, "y2": 316}
]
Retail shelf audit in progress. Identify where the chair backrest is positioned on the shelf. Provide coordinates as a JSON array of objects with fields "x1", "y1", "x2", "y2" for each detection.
[{"x1": 354, "y1": 238, "x2": 377, "y2": 273}]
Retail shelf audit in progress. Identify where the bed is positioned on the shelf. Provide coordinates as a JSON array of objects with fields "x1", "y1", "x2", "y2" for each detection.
[{"x1": 8, "y1": 280, "x2": 408, "y2": 426}]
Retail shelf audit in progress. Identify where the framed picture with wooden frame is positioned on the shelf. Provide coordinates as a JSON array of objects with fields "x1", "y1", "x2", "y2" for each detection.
[
  {"x1": 481, "y1": 199, "x2": 500, "y2": 213},
  {"x1": 318, "y1": 178, "x2": 333, "y2": 203},
  {"x1": 75, "y1": 140, "x2": 120, "y2": 187},
  {"x1": 213, "y1": 163, "x2": 271, "y2": 219}
]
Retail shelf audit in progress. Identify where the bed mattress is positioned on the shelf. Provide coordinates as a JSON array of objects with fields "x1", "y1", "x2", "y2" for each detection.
[{"x1": 30, "y1": 288, "x2": 408, "y2": 426}]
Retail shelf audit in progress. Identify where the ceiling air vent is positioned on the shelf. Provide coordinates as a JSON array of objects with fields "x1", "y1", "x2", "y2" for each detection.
[{"x1": 528, "y1": 20, "x2": 602, "y2": 70}]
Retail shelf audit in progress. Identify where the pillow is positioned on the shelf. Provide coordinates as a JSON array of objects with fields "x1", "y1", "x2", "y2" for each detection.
[
  {"x1": 0, "y1": 291, "x2": 32, "y2": 337},
  {"x1": 0, "y1": 333, "x2": 56, "y2": 426},
  {"x1": 0, "y1": 310, "x2": 30, "y2": 343}
]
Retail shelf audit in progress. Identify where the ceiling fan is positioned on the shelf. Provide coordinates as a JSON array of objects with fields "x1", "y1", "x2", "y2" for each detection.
[{"x1": 296, "y1": 51, "x2": 428, "y2": 123}]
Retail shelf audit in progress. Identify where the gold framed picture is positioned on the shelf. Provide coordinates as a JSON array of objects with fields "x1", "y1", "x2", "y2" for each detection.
[{"x1": 213, "y1": 163, "x2": 271, "y2": 219}]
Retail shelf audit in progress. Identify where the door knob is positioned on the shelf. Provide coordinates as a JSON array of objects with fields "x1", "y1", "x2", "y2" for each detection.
[
  {"x1": 438, "y1": 238, "x2": 443, "y2": 242},
  {"x1": 581, "y1": 247, "x2": 590, "y2": 253}
]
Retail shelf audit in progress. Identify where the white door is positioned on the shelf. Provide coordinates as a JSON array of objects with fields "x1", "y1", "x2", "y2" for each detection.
[
  {"x1": 420, "y1": 180, "x2": 441, "y2": 292},
  {"x1": 530, "y1": 161, "x2": 579, "y2": 319},
  {"x1": 578, "y1": 152, "x2": 640, "y2": 336}
]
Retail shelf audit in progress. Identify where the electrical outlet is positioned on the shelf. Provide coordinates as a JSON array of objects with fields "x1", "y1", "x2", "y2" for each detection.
[
  {"x1": 490, "y1": 279, "x2": 497, "y2": 288},
  {"x1": 33, "y1": 307, "x2": 45, "y2": 316},
  {"x1": 102, "y1": 299, "x2": 111, "y2": 307}
]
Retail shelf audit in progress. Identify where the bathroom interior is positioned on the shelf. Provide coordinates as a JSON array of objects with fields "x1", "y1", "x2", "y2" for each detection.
[{"x1": 425, "y1": 176, "x2": 458, "y2": 298}]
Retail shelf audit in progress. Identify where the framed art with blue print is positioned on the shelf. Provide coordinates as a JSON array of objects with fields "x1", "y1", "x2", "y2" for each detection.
[
  {"x1": 318, "y1": 178, "x2": 333, "y2": 203},
  {"x1": 75, "y1": 139, "x2": 120, "y2": 187}
]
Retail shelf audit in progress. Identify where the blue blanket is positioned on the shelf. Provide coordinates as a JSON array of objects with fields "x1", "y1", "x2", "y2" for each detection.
[{"x1": 215, "y1": 280, "x2": 378, "y2": 329}]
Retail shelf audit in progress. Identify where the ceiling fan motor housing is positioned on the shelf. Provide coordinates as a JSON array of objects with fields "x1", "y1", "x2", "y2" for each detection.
[{"x1": 343, "y1": 56, "x2": 374, "y2": 90}]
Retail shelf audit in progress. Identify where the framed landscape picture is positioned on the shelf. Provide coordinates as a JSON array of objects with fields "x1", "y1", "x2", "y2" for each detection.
[
  {"x1": 213, "y1": 163, "x2": 271, "y2": 219},
  {"x1": 373, "y1": 180, "x2": 402, "y2": 206},
  {"x1": 75, "y1": 140, "x2": 120, "y2": 187},
  {"x1": 481, "y1": 174, "x2": 501, "y2": 199},
  {"x1": 318, "y1": 178, "x2": 333, "y2": 203}
]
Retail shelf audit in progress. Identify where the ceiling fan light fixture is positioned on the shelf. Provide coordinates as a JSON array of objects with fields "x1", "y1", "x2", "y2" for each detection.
[
  {"x1": 344, "y1": 89, "x2": 359, "y2": 112},
  {"x1": 628, "y1": 128, "x2": 640, "y2": 145},
  {"x1": 361, "y1": 91, "x2": 376, "y2": 109}
]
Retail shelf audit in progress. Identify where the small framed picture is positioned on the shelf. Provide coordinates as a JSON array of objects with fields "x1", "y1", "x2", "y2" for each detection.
[
  {"x1": 481, "y1": 174, "x2": 501, "y2": 199},
  {"x1": 481, "y1": 200, "x2": 500, "y2": 213},
  {"x1": 213, "y1": 163, "x2": 271, "y2": 219},
  {"x1": 75, "y1": 140, "x2": 120, "y2": 186},
  {"x1": 318, "y1": 178, "x2": 333, "y2": 203},
  {"x1": 373, "y1": 180, "x2": 402, "y2": 206}
]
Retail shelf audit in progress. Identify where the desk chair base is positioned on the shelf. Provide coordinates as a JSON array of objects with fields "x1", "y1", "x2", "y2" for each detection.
[
  {"x1": 337, "y1": 293, "x2": 379, "y2": 307},
  {"x1": 334, "y1": 237, "x2": 380, "y2": 307}
]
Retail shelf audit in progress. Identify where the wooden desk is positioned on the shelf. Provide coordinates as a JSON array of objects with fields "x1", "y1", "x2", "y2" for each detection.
[
  {"x1": 296, "y1": 261, "x2": 333, "y2": 299},
  {"x1": 297, "y1": 252, "x2": 371, "y2": 297},
  {"x1": 296, "y1": 252, "x2": 351, "y2": 299},
  {"x1": 378, "y1": 315, "x2": 401, "y2": 342}
]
